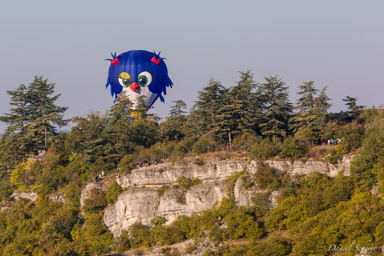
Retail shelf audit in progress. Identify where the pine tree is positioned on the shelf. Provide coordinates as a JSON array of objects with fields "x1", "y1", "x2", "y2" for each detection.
[
  {"x1": 103, "y1": 92, "x2": 136, "y2": 160},
  {"x1": 189, "y1": 79, "x2": 227, "y2": 137},
  {"x1": 0, "y1": 84, "x2": 30, "y2": 136},
  {"x1": 0, "y1": 76, "x2": 68, "y2": 156},
  {"x1": 169, "y1": 100, "x2": 187, "y2": 117},
  {"x1": 313, "y1": 86, "x2": 331, "y2": 137},
  {"x1": 160, "y1": 100, "x2": 187, "y2": 141},
  {"x1": 258, "y1": 76, "x2": 292, "y2": 138},
  {"x1": 132, "y1": 95, "x2": 160, "y2": 121},
  {"x1": 66, "y1": 111, "x2": 108, "y2": 164},
  {"x1": 109, "y1": 91, "x2": 135, "y2": 123},
  {"x1": 217, "y1": 71, "x2": 259, "y2": 140},
  {"x1": 290, "y1": 81, "x2": 319, "y2": 140},
  {"x1": 343, "y1": 96, "x2": 364, "y2": 120}
]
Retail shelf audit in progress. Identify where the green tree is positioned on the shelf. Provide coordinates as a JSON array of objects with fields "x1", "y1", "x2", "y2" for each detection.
[
  {"x1": 217, "y1": 71, "x2": 259, "y2": 141},
  {"x1": 343, "y1": 96, "x2": 365, "y2": 120},
  {"x1": 103, "y1": 92, "x2": 136, "y2": 163},
  {"x1": 160, "y1": 100, "x2": 187, "y2": 141},
  {"x1": 258, "y1": 76, "x2": 292, "y2": 138},
  {"x1": 313, "y1": 86, "x2": 331, "y2": 138},
  {"x1": 188, "y1": 79, "x2": 227, "y2": 137},
  {"x1": 169, "y1": 100, "x2": 187, "y2": 117},
  {"x1": 106, "y1": 181, "x2": 123, "y2": 205},
  {"x1": 133, "y1": 95, "x2": 160, "y2": 121},
  {"x1": 290, "y1": 81, "x2": 318, "y2": 136},
  {"x1": 66, "y1": 111, "x2": 108, "y2": 164},
  {"x1": 0, "y1": 84, "x2": 30, "y2": 136},
  {"x1": 0, "y1": 76, "x2": 68, "y2": 156}
]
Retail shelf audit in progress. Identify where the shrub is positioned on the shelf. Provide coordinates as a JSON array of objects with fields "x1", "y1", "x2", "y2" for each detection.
[
  {"x1": 129, "y1": 223, "x2": 152, "y2": 248},
  {"x1": 115, "y1": 230, "x2": 131, "y2": 253},
  {"x1": 176, "y1": 191, "x2": 186, "y2": 205},
  {"x1": 106, "y1": 181, "x2": 123, "y2": 205},
  {"x1": 279, "y1": 136, "x2": 307, "y2": 160},
  {"x1": 118, "y1": 154, "x2": 136, "y2": 175},
  {"x1": 248, "y1": 238, "x2": 292, "y2": 256},
  {"x1": 72, "y1": 213, "x2": 113, "y2": 255},
  {"x1": 176, "y1": 177, "x2": 202, "y2": 189},
  {"x1": 151, "y1": 216, "x2": 167, "y2": 227},
  {"x1": 174, "y1": 137, "x2": 197, "y2": 157},
  {"x1": 184, "y1": 242, "x2": 198, "y2": 254},
  {"x1": 65, "y1": 181, "x2": 82, "y2": 210},
  {"x1": 142, "y1": 142, "x2": 172, "y2": 162},
  {"x1": 325, "y1": 142, "x2": 348, "y2": 164},
  {"x1": 224, "y1": 207, "x2": 263, "y2": 240},
  {"x1": 251, "y1": 137, "x2": 282, "y2": 160},
  {"x1": 192, "y1": 134, "x2": 217, "y2": 154},
  {"x1": 254, "y1": 162, "x2": 281, "y2": 191},
  {"x1": 157, "y1": 184, "x2": 170, "y2": 197},
  {"x1": 251, "y1": 192, "x2": 272, "y2": 217},
  {"x1": 194, "y1": 158, "x2": 205, "y2": 166},
  {"x1": 241, "y1": 175, "x2": 254, "y2": 189},
  {"x1": 233, "y1": 134, "x2": 259, "y2": 151},
  {"x1": 82, "y1": 188, "x2": 107, "y2": 213},
  {"x1": 153, "y1": 221, "x2": 188, "y2": 246},
  {"x1": 203, "y1": 245, "x2": 247, "y2": 256},
  {"x1": 209, "y1": 224, "x2": 228, "y2": 242},
  {"x1": 351, "y1": 128, "x2": 384, "y2": 185}
]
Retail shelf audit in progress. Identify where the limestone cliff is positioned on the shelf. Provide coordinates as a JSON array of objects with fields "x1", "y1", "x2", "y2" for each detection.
[{"x1": 82, "y1": 155, "x2": 353, "y2": 237}]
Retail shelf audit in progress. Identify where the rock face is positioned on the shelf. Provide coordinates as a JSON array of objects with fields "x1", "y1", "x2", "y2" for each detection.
[
  {"x1": 117, "y1": 158, "x2": 251, "y2": 187},
  {"x1": 80, "y1": 183, "x2": 103, "y2": 208},
  {"x1": 104, "y1": 181, "x2": 227, "y2": 237},
  {"x1": 11, "y1": 191, "x2": 38, "y2": 202},
  {"x1": 265, "y1": 154, "x2": 353, "y2": 177},
  {"x1": 102, "y1": 155, "x2": 353, "y2": 237}
]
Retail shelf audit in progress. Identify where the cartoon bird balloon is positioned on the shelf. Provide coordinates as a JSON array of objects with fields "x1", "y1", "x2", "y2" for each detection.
[{"x1": 105, "y1": 50, "x2": 173, "y2": 116}]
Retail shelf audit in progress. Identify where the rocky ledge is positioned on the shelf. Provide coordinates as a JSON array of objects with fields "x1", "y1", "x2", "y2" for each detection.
[{"x1": 80, "y1": 155, "x2": 353, "y2": 237}]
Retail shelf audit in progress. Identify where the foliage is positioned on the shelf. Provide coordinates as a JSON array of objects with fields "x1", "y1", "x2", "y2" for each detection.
[
  {"x1": 248, "y1": 238, "x2": 292, "y2": 256},
  {"x1": 0, "y1": 76, "x2": 68, "y2": 158},
  {"x1": 251, "y1": 137, "x2": 282, "y2": 160},
  {"x1": 325, "y1": 142, "x2": 348, "y2": 164},
  {"x1": 254, "y1": 162, "x2": 281, "y2": 191},
  {"x1": 188, "y1": 79, "x2": 227, "y2": 138},
  {"x1": 82, "y1": 188, "x2": 107, "y2": 213},
  {"x1": 350, "y1": 127, "x2": 384, "y2": 186},
  {"x1": 279, "y1": 136, "x2": 307, "y2": 159},
  {"x1": 258, "y1": 76, "x2": 293, "y2": 138},
  {"x1": 176, "y1": 176, "x2": 202, "y2": 189},
  {"x1": 1, "y1": 72, "x2": 384, "y2": 255},
  {"x1": 192, "y1": 133, "x2": 217, "y2": 154},
  {"x1": 203, "y1": 245, "x2": 248, "y2": 256},
  {"x1": 216, "y1": 71, "x2": 259, "y2": 140},
  {"x1": 106, "y1": 181, "x2": 123, "y2": 205},
  {"x1": 151, "y1": 216, "x2": 167, "y2": 227},
  {"x1": 157, "y1": 184, "x2": 170, "y2": 197},
  {"x1": 160, "y1": 100, "x2": 188, "y2": 141}
]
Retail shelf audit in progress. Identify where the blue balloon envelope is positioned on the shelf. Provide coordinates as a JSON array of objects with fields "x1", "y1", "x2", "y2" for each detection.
[{"x1": 105, "y1": 50, "x2": 173, "y2": 110}]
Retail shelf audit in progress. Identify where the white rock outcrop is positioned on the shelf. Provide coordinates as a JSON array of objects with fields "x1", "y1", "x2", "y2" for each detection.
[
  {"x1": 101, "y1": 155, "x2": 353, "y2": 237},
  {"x1": 11, "y1": 191, "x2": 38, "y2": 202}
]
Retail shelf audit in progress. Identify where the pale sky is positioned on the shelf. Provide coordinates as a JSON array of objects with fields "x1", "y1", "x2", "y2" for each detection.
[{"x1": 1, "y1": 0, "x2": 383, "y2": 132}]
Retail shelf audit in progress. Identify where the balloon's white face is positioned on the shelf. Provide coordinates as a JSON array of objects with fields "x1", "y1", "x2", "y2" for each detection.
[
  {"x1": 118, "y1": 71, "x2": 158, "y2": 109},
  {"x1": 122, "y1": 86, "x2": 158, "y2": 109}
]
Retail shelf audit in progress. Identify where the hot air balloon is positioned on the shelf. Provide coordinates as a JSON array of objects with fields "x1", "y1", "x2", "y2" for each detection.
[{"x1": 105, "y1": 50, "x2": 173, "y2": 113}]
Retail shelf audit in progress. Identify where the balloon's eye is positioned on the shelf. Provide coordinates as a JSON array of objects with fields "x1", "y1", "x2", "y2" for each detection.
[
  {"x1": 138, "y1": 72, "x2": 152, "y2": 87},
  {"x1": 118, "y1": 72, "x2": 132, "y2": 87},
  {"x1": 121, "y1": 79, "x2": 131, "y2": 87}
]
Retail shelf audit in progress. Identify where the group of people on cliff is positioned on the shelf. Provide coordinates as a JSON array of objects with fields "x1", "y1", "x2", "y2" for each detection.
[{"x1": 320, "y1": 138, "x2": 341, "y2": 145}]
